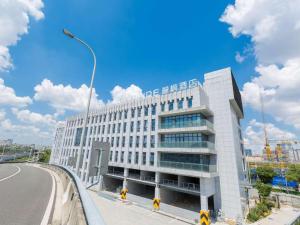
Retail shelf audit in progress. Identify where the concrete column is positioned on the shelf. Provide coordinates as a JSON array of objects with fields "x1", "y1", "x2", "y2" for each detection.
[
  {"x1": 155, "y1": 172, "x2": 160, "y2": 183},
  {"x1": 155, "y1": 186, "x2": 160, "y2": 199},
  {"x1": 201, "y1": 195, "x2": 208, "y2": 210},
  {"x1": 98, "y1": 175, "x2": 104, "y2": 192},
  {"x1": 124, "y1": 168, "x2": 129, "y2": 177},
  {"x1": 122, "y1": 178, "x2": 128, "y2": 190}
]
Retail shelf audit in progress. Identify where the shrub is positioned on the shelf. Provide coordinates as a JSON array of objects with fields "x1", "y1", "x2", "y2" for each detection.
[
  {"x1": 256, "y1": 166, "x2": 276, "y2": 184},
  {"x1": 247, "y1": 207, "x2": 261, "y2": 222}
]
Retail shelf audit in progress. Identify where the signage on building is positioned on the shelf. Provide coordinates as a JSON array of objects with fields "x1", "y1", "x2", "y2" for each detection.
[{"x1": 144, "y1": 79, "x2": 200, "y2": 97}]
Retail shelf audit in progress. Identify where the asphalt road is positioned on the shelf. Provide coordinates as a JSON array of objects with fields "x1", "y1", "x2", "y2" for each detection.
[{"x1": 0, "y1": 164, "x2": 53, "y2": 225}]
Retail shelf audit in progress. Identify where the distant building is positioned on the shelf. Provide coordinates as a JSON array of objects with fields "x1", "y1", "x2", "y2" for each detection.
[
  {"x1": 245, "y1": 149, "x2": 252, "y2": 156},
  {"x1": 0, "y1": 139, "x2": 13, "y2": 146},
  {"x1": 51, "y1": 68, "x2": 248, "y2": 220}
]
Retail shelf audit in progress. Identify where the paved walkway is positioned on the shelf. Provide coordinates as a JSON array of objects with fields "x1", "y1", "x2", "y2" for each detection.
[
  {"x1": 88, "y1": 190, "x2": 191, "y2": 225},
  {"x1": 253, "y1": 205, "x2": 300, "y2": 225}
]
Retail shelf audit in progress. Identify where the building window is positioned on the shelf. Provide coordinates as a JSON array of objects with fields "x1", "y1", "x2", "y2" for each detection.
[
  {"x1": 117, "y1": 123, "x2": 121, "y2": 133},
  {"x1": 103, "y1": 114, "x2": 106, "y2": 122},
  {"x1": 119, "y1": 111, "x2": 122, "y2": 120},
  {"x1": 143, "y1": 120, "x2": 148, "y2": 132},
  {"x1": 136, "y1": 136, "x2": 140, "y2": 148},
  {"x1": 150, "y1": 152, "x2": 154, "y2": 166},
  {"x1": 112, "y1": 124, "x2": 116, "y2": 133},
  {"x1": 131, "y1": 108, "x2": 135, "y2": 118},
  {"x1": 129, "y1": 136, "x2": 133, "y2": 148},
  {"x1": 121, "y1": 151, "x2": 124, "y2": 163},
  {"x1": 168, "y1": 101, "x2": 174, "y2": 111},
  {"x1": 151, "y1": 104, "x2": 156, "y2": 115},
  {"x1": 178, "y1": 99, "x2": 183, "y2": 109},
  {"x1": 143, "y1": 135, "x2": 147, "y2": 148},
  {"x1": 142, "y1": 152, "x2": 146, "y2": 165},
  {"x1": 116, "y1": 137, "x2": 120, "y2": 147},
  {"x1": 138, "y1": 107, "x2": 142, "y2": 117},
  {"x1": 187, "y1": 97, "x2": 193, "y2": 108},
  {"x1": 111, "y1": 137, "x2": 114, "y2": 147},
  {"x1": 151, "y1": 119, "x2": 155, "y2": 131},
  {"x1": 144, "y1": 106, "x2": 149, "y2": 116},
  {"x1": 113, "y1": 112, "x2": 117, "y2": 120},
  {"x1": 124, "y1": 110, "x2": 128, "y2": 119},
  {"x1": 130, "y1": 121, "x2": 134, "y2": 132},
  {"x1": 161, "y1": 103, "x2": 165, "y2": 112},
  {"x1": 109, "y1": 113, "x2": 112, "y2": 121},
  {"x1": 122, "y1": 136, "x2": 125, "y2": 147},
  {"x1": 123, "y1": 122, "x2": 127, "y2": 132},
  {"x1": 98, "y1": 125, "x2": 101, "y2": 134},
  {"x1": 128, "y1": 152, "x2": 132, "y2": 163},
  {"x1": 137, "y1": 121, "x2": 141, "y2": 132},
  {"x1": 151, "y1": 135, "x2": 155, "y2": 148},
  {"x1": 135, "y1": 152, "x2": 139, "y2": 164},
  {"x1": 108, "y1": 124, "x2": 111, "y2": 134},
  {"x1": 109, "y1": 151, "x2": 113, "y2": 161},
  {"x1": 114, "y1": 151, "x2": 118, "y2": 162},
  {"x1": 102, "y1": 125, "x2": 105, "y2": 134}
]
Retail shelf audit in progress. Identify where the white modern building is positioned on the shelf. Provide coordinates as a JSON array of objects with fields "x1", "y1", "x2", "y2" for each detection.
[
  {"x1": 51, "y1": 67, "x2": 248, "y2": 220},
  {"x1": 0, "y1": 139, "x2": 13, "y2": 146}
]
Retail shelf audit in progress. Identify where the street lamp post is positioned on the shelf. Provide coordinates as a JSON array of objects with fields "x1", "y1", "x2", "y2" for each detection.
[{"x1": 63, "y1": 29, "x2": 97, "y2": 176}]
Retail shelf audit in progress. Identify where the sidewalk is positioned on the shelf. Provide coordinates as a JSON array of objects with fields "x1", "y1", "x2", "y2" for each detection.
[{"x1": 252, "y1": 206, "x2": 300, "y2": 225}]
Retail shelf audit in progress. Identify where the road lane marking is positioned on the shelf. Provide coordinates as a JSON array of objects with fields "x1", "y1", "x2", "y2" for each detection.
[
  {"x1": 40, "y1": 170, "x2": 56, "y2": 225},
  {"x1": 0, "y1": 165, "x2": 21, "y2": 182}
]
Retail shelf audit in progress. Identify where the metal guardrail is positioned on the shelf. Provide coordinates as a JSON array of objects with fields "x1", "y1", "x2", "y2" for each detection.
[
  {"x1": 159, "y1": 119, "x2": 214, "y2": 130},
  {"x1": 160, "y1": 179, "x2": 200, "y2": 192},
  {"x1": 158, "y1": 141, "x2": 215, "y2": 150},
  {"x1": 158, "y1": 160, "x2": 217, "y2": 172},
  {"x1": 55, "y1": 165, "x2": 106, "y2": 225}
]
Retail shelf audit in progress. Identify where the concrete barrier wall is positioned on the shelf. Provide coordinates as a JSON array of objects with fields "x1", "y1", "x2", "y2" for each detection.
[
  {"x1": 270, "y1": 192, "x2": 300, "y2": 208},
  {"x1": 42, "y1": 165, "x2": 87, "y2": 225}
]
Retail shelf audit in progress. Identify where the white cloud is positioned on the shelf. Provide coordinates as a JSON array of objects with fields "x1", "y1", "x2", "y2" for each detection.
[
  {"x1": 242, "y1": 58, "x2": 300, "y2": 129},
  {"x1": 110, "y1": 84, "x2": 144, "y2": 104},
  {"x1": 11, "y1": 108, "x2": 57, "y2": 127},
  {"x1": 220, "y1": 0, "x2": 300, "y2": 64},
  {"x1": 0, "y1": 110, "x2": 6, "y2": 121},
  {"x1": 235, "y1": 52, "x2": 245, "y2": 63},
  {"x1": 0, "y1": 78, "x2": 32, "y2": 107},
  {"x1": 34, "y1": 79, "x2": 105, "y2": 112},
  {"x1": 244, "y1": 119, "x2": 296, "y2": 154},
  {"x1": 0, "y1": 0, "x2": 44, "y2": 71}
]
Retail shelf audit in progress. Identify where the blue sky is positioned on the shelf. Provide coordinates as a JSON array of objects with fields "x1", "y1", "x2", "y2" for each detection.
[{"x1": 0, "y1": 0, "x2": 299, "y2": 151}]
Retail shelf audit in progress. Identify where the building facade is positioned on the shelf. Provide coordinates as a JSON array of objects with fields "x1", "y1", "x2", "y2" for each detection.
[{"x1": 51, "y1": 67, "x2": 248, "y2": 220}]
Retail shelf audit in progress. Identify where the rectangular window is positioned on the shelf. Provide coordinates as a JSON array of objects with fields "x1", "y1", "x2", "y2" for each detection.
[
  {"x1": 117, "y1": 123, "x2": 121, "y2": 133},
  {"x1": 122, "y1": 136, "x2": 125, "y2": 147},
  {"x1": 128, "y1": 152, "x2": 132, "y2": 163},
  {"x1": 131, "y1": 108, "x2": 135, "y2": 118},
  {"x1": 143, "y1": 135, "x2": 147, "y2": 148},
  {"x1": 121, "y1": 151, "x2": 124, "y2": 163},
  {"x1": 143, "y1": 120, "x2": 148, "y2": 132},
  {"x1": 103, "y1": 114, "x2": 106, "y2": 122},
  {"x1": 124, "y1": 110, "x2": 128, "y2": 119},
  {"x1": 112, "y1": 124, "x2": 116, "y2": 133},
  {"x1": 108, "y1": 124, "x2": 111, "y2": 134},
  {"x1": 178, "y1": 99, "x2": 183, "y2": 109},
  {"x1": 102, "y1": 125, "x2": 105, "y2": 134},
  {"x1": 137, "y1": 121, "x2": 141, "y2": 132},
  {"x1": 142, "y1": 152, "x2": 146, "y2": 165},
  {"x1": 111, "y1": 137, "x2": 114, "y2": 147},
  {"x1": 138, "y1": 107, "x2": 142, "y2": 117},
  {"x1": 169, "y1": 101, "x2": 174, "y2": 111},
  {"x1": 123, "y1": 122, "x2": 127, "y2": 132},
  {"x1": 113, "y1": 112, "x2": 117, "y2": 120},
  {"x1": 136, "y1": 136, "x2": 140, "y2": 147},
  {"x1": 151, "y1": 104, "x2": 156, "y2": 115},
  {"x1": 150, "y1": 152, "x2": 154, "y2": 166},
  {"x1": 109, "y1": 151, "x2": 113, "y2": 161},
  {"x1": 98, "y1": 125, "x2": 101, "y2": 134},
  {"x1": 129, "y1": 136, "x2": 133, "y2": 148},
  {"x1": 116, "y1": 137, "x2": 120, "y2": 147},
  {"x1": 151, "y1": 119, "x2": 155, "y2": 131},
  {"x1": 151, "y1": 135, "x2": 155, "y2": 148},
  {"x1": 109, "y1": 113, "x2": 112, "y2": 121},
  {"x1": 188, "y1": 97, "x2": 193, "y2": 108},
  {"x1": 114, "y1": 151, "x2": 118, "y2": 162},
  {"x1": 144, "y1": 106, "x2": 149, "y2": 116},
  {"x1": 130, "y1": 121, "x2": 134, "y2": 132},
  {"x1": 119, "y1": 111, "x2": 122, "y2": 120},
  {"x1": 135, "y1": 152, "x2": 139, "y2": 164}
]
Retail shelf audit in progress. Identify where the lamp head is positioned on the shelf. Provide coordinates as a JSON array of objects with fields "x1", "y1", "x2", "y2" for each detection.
[{"x1": 63, "y1": 29, "x2": 75, "y2": 38}]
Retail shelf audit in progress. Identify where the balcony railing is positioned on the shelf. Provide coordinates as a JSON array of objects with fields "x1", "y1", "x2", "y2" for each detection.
[
  {"x1": 160, "y1": 179, "x2": 200, "y2": 192},
  {"x1": 159, "y1": 119, "x2": 213, "y2": 130},
  {"x1": 158, "y1": 141, "x2": 214, "y2": 149},
  {"x1": 158, "y1": 161, "x2": 217, "y2": 172},
  {"x1": 107, "y1": 170, "x2": 124, "y2": 176}
]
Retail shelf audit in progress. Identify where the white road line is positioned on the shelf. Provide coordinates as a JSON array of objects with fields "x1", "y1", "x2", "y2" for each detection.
[
  {"x1": 0, "y1": 165, "x2": 21, "y2": 182},
  {"x1": 40, "y1": 170, "x2": 56, "y2": 225}
]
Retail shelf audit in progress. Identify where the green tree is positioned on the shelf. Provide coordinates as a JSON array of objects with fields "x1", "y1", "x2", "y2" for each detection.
[
  {"x1": 38, "y1": 149, "x2": 51, "y2": 163},
  {"x1": 286, "y1": 164, "x2": 300, "y2": 183},
  {"x1": 256, "y1": 166, "x2": 276, "y2": 183},
  {"x1": 255, "y1": 181, "x2": 272, "y2": 201}
]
